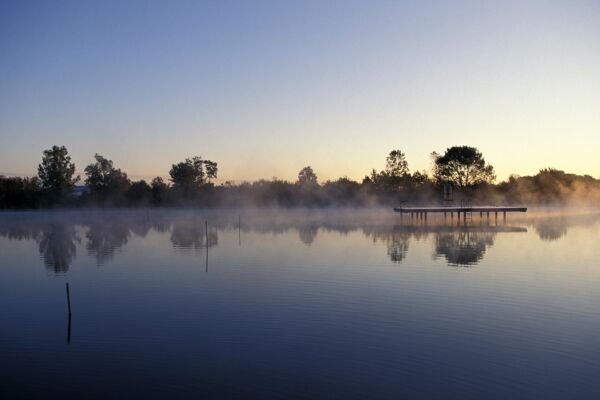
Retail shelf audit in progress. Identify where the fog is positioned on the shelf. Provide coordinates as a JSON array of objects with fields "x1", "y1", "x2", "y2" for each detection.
[{"x1": 1, "y1": 208, "x2": 599, "y2": 273}]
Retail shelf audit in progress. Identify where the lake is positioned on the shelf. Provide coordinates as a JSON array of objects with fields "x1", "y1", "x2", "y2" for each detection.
[{"x1": 1, "y1": 209, "x2": 599, "y2": 399}]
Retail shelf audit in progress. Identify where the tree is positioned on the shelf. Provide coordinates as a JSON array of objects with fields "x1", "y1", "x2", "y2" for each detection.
[
  {"x1": 151, "y1": 177, "x2": 169, "y2": 205},
  {"x1": 385, "y1": 150, "x2": 409, "y2": 178},
  {"x1": 0, "y1": 176, "x2": 41, "y2": 208},
  {"x1": 37, "y1": 145, "x2": 79, "y2": 202},
  {"x1": 378, "y1": 149, "x2": 411, "y2": 191},
  {"x1": 169, "y1": 157, "x2": 205, "y2": 196},
  {"x1": 297, "y1": 166, "x2": 318, "y2": 185},
  {"x1": 126, "y1": 180, "x2": 152, "y2": 205},
  {"x1": 204, "y1": 160, "x2": 218, "y2": 184},
  {"x1": 411, "y1": 170, "x2": 429, "y2": 186},
  {"x1": 84, "y1": 154, "x2": 130, "y2": 199},
  {"x1": 432, "y1": 146, "x2": 495, "y2": 187}
]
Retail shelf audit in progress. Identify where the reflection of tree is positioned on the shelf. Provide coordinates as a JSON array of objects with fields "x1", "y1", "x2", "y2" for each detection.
[
  {"x1": 128, "y1": 216, "x2": 152, "y2": 238},
  {"x1": 151, "y1": 217, "x2": 171, "y2": 234},
  {"x1": 0, "y1": 224, "x2": 40, "y2": 240},
  {"x1": 387, "y1": 234, "x2": 410, "y2": 263},
  {"x1": 170, "y1": 221, "x2": 218, "y2": 250},
  {"x1": 534, "y1": 221, "x2": 567, "y2": 242},
  {"x1": 298, "y1": 225, "x2": 318, "y2": 246},
  {"x1": 86, "y1": 220, "x2": 130, "y2": 264},
  {"x1": 371, "y1": 230, "x2": 410, "y2": 263},
  {"x1": 37, "y1": 223, "x2": 79, "y2": 274},
  {"x1": 434, "y1": 232, "x2": 495, "y2": 267}
]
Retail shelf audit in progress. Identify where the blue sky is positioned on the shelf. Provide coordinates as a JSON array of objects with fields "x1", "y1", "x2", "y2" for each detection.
[{"x1": 1, "y1": 0, "x2": 599, "y2": 182}]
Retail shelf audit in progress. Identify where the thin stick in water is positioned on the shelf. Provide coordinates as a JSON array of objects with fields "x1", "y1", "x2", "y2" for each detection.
[
  {"x1": 66, "y1": 282, "x2": 72, "y2": 345},
  {"x1": 66, "y1": 282, "x2": 72, "y2": 316}
]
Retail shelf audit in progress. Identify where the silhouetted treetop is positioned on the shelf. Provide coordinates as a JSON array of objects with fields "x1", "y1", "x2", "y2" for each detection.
[
  {"x1": 297, "y1": 166, "x2": 318, "y2": 185},
  {"x1": 37, "y1": 145, "x2": 79, "y2": 202},
  {"x1": 169, "y1": 156, "x2": 205, "y2": 195},
  {"x1": 84, "y1": 154, "x2": 130, "y2": 195},
  {"x1": 204, "y1": 160, "x2": 218, "y2": 184},
  {"x1": 433, "y1": 146, "x2": 495, "y2": 187},
  {"x1": 385, "y1": 150, "x2": 409, "y2": 178}
]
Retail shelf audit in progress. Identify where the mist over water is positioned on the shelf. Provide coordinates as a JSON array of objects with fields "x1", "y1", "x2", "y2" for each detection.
[{"x1": 1, "y1": 208, "x2": 599, "y2": 399}]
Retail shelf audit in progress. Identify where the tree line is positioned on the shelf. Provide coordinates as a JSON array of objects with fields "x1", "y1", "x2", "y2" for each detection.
[{"x1": 1, "y1": 145, "x2": 599, "y2": 208}]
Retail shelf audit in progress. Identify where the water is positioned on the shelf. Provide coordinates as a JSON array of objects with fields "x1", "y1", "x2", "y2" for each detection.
[{"x1": 1, "y1": 209, "x2": 599, "y2": 399}]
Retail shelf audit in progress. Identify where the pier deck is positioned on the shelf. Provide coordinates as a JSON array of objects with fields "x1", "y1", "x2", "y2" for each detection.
[
  {"x1": 394, "y1": 206, "x2": 527, "y2": 213},
  {"x1": 393, "y1": 206, "x2": 527, "y2": 222}
]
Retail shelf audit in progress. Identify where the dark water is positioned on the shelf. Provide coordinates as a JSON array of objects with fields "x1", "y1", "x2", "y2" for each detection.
[{"x1": 1, "y1": 209, "x2": 599, "y2": 399}]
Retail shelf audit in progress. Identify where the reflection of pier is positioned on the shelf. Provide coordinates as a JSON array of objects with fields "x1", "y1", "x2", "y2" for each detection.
[{"x1": 394, "y1": 206, "x2": 527, "y2": 222}]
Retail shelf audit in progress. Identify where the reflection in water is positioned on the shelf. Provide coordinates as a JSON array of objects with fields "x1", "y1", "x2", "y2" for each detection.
[
  {"x1": 86, "y1": 220, "x2": 130, "y2": 264},
  {"x1": 434, "y1": 231, "x2": 495, "y2": 267},
  {"x1": 171, "y1": 220, "x2": 218, "y2": 250},
  {"x1": 370, "y1": 225, "x2": 520, "y2": 266},
  {"x1": 1, "y1": 210, "x2": 599, "y2": 272},
  {"x1": 1, "y1": 210, "x2": 600, "y2": 400},
  {"x1": 298, "y1": 225, "x2": 319, "y2": 246},
  {"x1": 37, "y1": 223, "x2": 79, "y2": 274},
  {"x1": 534, "y1": 219, "x2": 568, "y2": 241},
  {"x1": 371, "y1": 229, "x2": 410, "y2": 263}
]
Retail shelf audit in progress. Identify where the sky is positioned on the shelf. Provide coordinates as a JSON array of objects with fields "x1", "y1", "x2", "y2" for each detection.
[{"x1": 1, "y1": 0, "x2": 599, "y2": 183}]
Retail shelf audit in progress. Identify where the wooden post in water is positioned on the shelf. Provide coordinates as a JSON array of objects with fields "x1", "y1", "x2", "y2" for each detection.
[
  {"x1": 66, "y1": 282, "x2": 72, "y2": 345},
  {"x1": 238, "y1": 215, "x2": 241, "y2": 246},
  {"x1": 205, "y1": 220, "x2": 209, "y2": 272},
  {"x1": 66, "y1": 283, "x2": 72, "y2": 316}
]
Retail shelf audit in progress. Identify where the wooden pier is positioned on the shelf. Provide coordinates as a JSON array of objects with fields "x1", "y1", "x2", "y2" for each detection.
[{"x1": 393, "y1": 206, "x2": 527, "y2": 222}]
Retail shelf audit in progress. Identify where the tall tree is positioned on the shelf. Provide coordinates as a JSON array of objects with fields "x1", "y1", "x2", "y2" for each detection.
[
  {"x1": 204, "y1": 160, "x2": 218, "y2": 184},
  {"x1": 297, "y1": 166, "x2": 318, "y2": 185},
  {"x1": 432, "y1": 146, "x2": 495, "y2": 187},
  {"x1": 378, "y1": 149, "x2": 411, "y2": 191},
  {"x1": 84, "y1": 154, "x2": 130, "y2": 199},
  {"x1": 385, "y1": 150, "x2": 409, "y2": 178},
  {"x1": 169, "y1": 156, "x2": 205, "y2": 196},
  {"x1": 37, "y1": 145, "x2": 79, "y2": 202}
]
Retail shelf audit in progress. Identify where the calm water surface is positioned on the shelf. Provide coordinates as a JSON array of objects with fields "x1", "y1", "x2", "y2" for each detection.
[{"x1": 1, "y1": 209, "x2": 599, "y2": 399}]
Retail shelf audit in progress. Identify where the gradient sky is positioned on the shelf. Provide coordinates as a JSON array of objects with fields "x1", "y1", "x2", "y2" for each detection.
[{"x1": 1, "y1": 0, "x2": 599, "y2": 183}]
